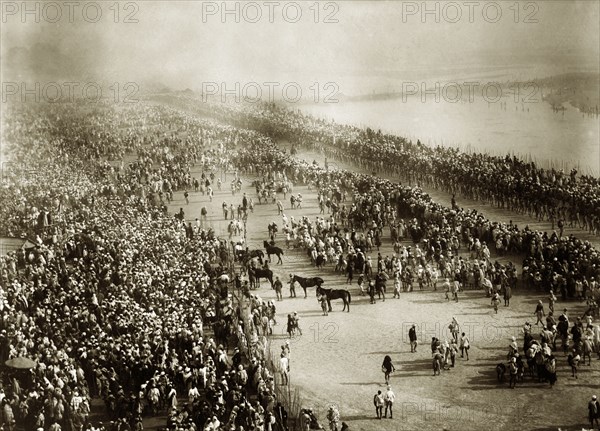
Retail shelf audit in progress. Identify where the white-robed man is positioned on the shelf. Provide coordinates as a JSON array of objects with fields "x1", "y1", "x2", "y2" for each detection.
[{"x1": 384, "y1": 386, "x2": 395, "y2": 419}]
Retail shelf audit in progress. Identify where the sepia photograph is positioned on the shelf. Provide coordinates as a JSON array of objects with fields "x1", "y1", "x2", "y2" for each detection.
[{"x1": 0, "y1": 1, "x2": 599, "y2": 430}]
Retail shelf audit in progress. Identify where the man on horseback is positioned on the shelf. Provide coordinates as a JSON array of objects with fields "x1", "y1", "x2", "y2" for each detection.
[
  {"x1": 264, "y1": 239, "x2": 284, "y2": 264},
  {"x1": 268, "y1": 222, "x2": 279, "y2": 240}
]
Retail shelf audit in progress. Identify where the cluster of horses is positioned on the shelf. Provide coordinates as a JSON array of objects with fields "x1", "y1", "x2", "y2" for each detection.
[
  {"x1": 233, "y1": 241, "x2": 284, "y2": 287},
  {"x1": 287, "y1": 275, "x2": 351, "y2": 312},
  {"x1": 233, "y1": 238, "x2": 353, "y2": 313}
]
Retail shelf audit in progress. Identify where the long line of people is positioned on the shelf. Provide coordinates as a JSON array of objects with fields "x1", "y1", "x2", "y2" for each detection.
[
  {"x1": 165, "y1": 94, "x2": 600, "y2": 238},
  {"x1": 2, "y1": 97, "x2": 599, "y2": 430},
  {"x1": 232, "y1": 137, "x2": 600, "y2": 306},
  {"x1": 158, "y1": 95, "x2": 600, "y2": 307}
]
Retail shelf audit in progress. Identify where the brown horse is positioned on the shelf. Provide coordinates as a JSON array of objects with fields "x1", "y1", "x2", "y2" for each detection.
[
  {"x1": 290, "y1": 274, "x2": 324, "y2": 298},
  {"x1": 316, "y1": 286, "x2": 351, "y2": 312}
]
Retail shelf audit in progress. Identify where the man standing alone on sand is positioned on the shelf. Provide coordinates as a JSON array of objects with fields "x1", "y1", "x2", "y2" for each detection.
[
  {"x1": 409, "y1": 324, "x2": 418, "y2": 353},
  {"x1": 588, "y1": 395, "x2": 599, "y2": 429}
]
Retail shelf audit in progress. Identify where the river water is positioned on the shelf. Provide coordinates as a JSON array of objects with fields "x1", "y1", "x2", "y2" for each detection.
[{"x1": 299, "y1": 93, "x2": 600, "y2": 176}]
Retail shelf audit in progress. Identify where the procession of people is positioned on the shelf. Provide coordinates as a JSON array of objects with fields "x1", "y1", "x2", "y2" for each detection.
[{"x1": 1, "y1": 97, "x2": 599, "y2": 430}]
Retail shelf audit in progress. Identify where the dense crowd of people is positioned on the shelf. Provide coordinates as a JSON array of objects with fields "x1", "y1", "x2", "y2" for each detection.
[
  {"x1": 232, "y1": 133, "x2": 600, "y2": 306},
  {"x1": 166, "y1": 94, "x2": 600, "y2": 238},
  {"x1": 154, "y1": 94, "x2": 600, "y2": 309},
  {"x1": 1, "y1": 96, "x2": 599, "y2": 430},
  {"x1": 0, "y1": 103, "x2": 292, "y2": 431}
]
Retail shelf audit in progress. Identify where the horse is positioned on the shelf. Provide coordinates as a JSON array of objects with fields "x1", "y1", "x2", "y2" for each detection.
[
  {"x1": 249, "y1": 267, "x2": 274, "y2": 288},
  {"x1": 317, "y1": 286, "x2": 351, "y2": 312},
  {"x1": 239, "y1": 249, "x2": 264, "y2": 265},
  {"x1": 290, "y1": 274, "x2": 324, "y2": 298},
  {"x1": 264, "y1": 240, "x2": 284, "y2": 264}
]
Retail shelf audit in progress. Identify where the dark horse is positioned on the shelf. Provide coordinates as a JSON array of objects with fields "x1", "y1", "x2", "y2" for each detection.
[
  {"x1": 249, "y1": 267, "x2": 274, "y2": 288},
  {"x1": 317, "y1": 286, "x2": 351, "y2": 312},
  {"x1": 263, "y1": 240, "x2": 284, "y2": 264},
  {"x1": 240, "y1": 249, "x2": 264, "y2": 266},
  {"x1": 290, "y1": 274, "x2": 324, "y2": 298}
]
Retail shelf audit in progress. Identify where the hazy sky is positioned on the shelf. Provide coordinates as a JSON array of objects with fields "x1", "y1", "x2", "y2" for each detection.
[{"x1": 1, "y1": 1, "x2": 599, "y2": 94}]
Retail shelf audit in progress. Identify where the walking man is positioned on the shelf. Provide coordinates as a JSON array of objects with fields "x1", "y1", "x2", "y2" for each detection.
[
  {"x1": 568, "y1": 348, "x2": 580, "y2": 379},
  {"x1": 452, "y1": 278, "x2": 460, "y2": 302},
  {"x1": 448, "y1": 339, "x2": 458, "y2": 367},
  {"x1": 503, "y1": 284, "x2": 512, "y2": 306},
  {"x1": 491, "y1": 292, "x2": 501, "y2": 313},
  {"x1": 274, "y1": 276, "x2": 283, "y2": 301},
  {"x1": 383, "y1": 386, "x2": 395, "y2": 419},
  {"x1": 373, "y1": 390, "x2": 384, "y2": 419},
  {"x1": 509, "y1": 357, "x2": 518, "y2": 389},
  {"x1": 534, "y1": 300, "x2": 545, "y2": 325},
  {"x1": 460, "y1": 332, "x2": 470, "y2": 360},
  {"x1": 449, "y1": 317, "x2": 460, "y2": 342},
  {"x1": 548, "y1": 290, "x2": 557, "y2": 314},
  {"x1": 279, "y1": 352, "x2": 289, "y2": 385},
  {"x1": 588, "y1": 395, "x2": 600, "y2": 430}
]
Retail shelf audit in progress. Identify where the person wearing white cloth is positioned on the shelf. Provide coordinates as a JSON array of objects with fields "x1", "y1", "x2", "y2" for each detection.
[{"x1": 384, "y1": 386, "x2": 395, "y2": 419}]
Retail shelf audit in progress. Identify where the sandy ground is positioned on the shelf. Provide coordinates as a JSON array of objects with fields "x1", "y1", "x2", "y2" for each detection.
[
  {"x1": 10, "y1": 103, "x2": 599, "y2": 431},
  {"x1": 129, "y1": 99, "x2": 600, "y2": 431},
  {"x1": 162, "y1": 152, "x2": 599, "y2": 431}
]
